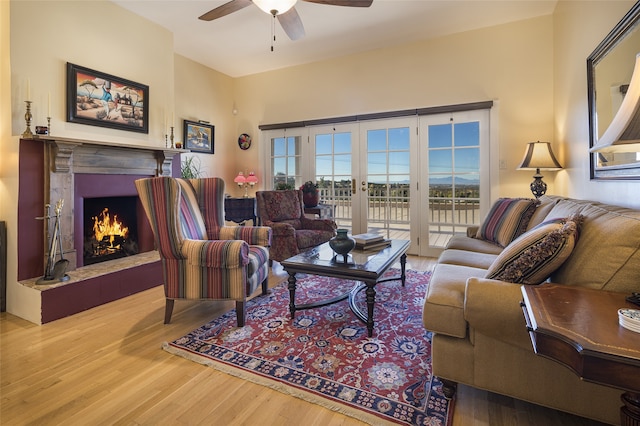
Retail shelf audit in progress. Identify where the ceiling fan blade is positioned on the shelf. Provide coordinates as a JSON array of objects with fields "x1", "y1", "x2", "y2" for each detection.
[
  {"x1": 277, "y1": 7, "x2": 306, "y2": 41},
  {"x1": 198, "y1": 0, "x2": 253, "y2": 21},
  {"x1": 302, "y1": 0, "x2": 373, "y2": 7}
]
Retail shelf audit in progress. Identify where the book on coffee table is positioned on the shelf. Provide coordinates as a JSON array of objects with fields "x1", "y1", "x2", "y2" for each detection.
[
  {"x1": 352, "y1": 232, "x2": 384, "y2": 246},
  {"x1": 357, "y1": 239, "x2": 392, "y2": 252},
  {"x1": 352, "y1": 233, "x2": 391, "y2": 251}
]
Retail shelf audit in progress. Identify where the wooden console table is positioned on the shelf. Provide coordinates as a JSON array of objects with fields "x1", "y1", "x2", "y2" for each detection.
[
  {"x1": 224, "y1": 197, "x2": 256, "y2": 225},
  {"x1": 521, "y1": 284, "x2": 640, "y2": 425}
]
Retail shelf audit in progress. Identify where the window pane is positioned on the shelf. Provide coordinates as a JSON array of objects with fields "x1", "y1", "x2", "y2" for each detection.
[
  {"x1": 367, "y1": 129, "x2": 387, "y2": 151},
  {"x1": 287, "y1": 137, "x2": 298, "y2": 155},
  {"x1": 454, "y1": 147, "x2": 479, "y2": 173},
  {"x1": 334, "y1": 154, "x2": 352, "y2": 175},
  {"x1": 429, "y1": 179, "x2": 452, "y2": 198},
  {"x1": 316, "y1": 156, "x2": 332, "y2": 176},
  {"x1": 315, "y1": 134, "x2": 332, "y2": 155},
  {"x1": 368, "y1": 152, "x2": 387, "y2": 174},
  {"x1": 273, "y1": 137, "x2": 286, "y2": 156},
  {"x1": 454, "y1": 122, "x2": 479, "y2": 147},
  {"x1": 429, "y1": 150, "x2": 452, "y2": 173},
  {"x1": 334, "y1": 133, "x2": 351, "y2": 153},
  {"x1": 389, "y1": 151, "x2": 410, "y2": 174},
  {"x1": 273, "y1": 157, "x2": 286, "y2": 176},
  {"x1": 428, "y1": 124, "x2": 452, "y2": 148},
  {"x1": 389, "y1": 127, "x2": 410, "y2": 150},
  {"x1": 287, "y1": 157, "x2": 298, "y2": 175}
]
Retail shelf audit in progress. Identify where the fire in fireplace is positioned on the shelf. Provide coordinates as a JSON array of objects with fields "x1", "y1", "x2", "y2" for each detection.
[{"x1": 83, "y1": 196, "x2": 139, "y2": 265}]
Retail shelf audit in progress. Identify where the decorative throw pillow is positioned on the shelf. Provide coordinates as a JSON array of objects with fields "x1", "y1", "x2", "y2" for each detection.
[
  {"x1": 476, "y1": 198, "x2": 539, "y2": 247},
  {"x1": 485, "y1": 214, "x2": 584, "y2": 285}
]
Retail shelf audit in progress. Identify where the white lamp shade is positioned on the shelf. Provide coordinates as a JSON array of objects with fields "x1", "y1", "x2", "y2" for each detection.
[
  {"x1": 517, "y1": 141, "x2": 563, "y2": 170},
  {"x1": 590, "y1": 52, "x2": 640, "y2": 153},
  {"x1": 253, "y1": 0, "x2": 297, "y2": 15}
]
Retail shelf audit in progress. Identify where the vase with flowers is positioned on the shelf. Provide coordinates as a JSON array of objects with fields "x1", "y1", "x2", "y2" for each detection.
[{"x1": 300, "y1": 180, "x2": 320, "y2": 207}]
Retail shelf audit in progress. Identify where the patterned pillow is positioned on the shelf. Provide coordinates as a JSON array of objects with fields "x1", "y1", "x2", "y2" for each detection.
[
  {"x1": 485, "y1": 215, "x2": 584, "y2": 285},
  {"x1": 476, "y1": 198, "x2": 538, "y2": 247}
]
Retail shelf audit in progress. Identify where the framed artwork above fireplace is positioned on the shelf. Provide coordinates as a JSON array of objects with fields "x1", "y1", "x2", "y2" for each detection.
[{"x1": 66, "y1": 63, "x2": 149, "y2": 133}]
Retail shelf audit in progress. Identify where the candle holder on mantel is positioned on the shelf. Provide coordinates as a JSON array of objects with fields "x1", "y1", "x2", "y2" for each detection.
[
  {"x1": 165, "y1": 134, "x2": 169, "y2": 148},
  {"x1": 47, "y1": 116, "x2": 51, "y2": 135},
  {"x1": 170, "y1": 126, "x2": 175, "y2": 149},
  {"x1": 22, "y1": 100, "x2": 34, "y2": 138}
]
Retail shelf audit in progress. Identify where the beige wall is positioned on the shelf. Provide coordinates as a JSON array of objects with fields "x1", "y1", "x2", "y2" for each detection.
[
  {"x1": 553, "y1": 0, "x2": 640, "y2": 207},
  {"x1": 234, "y1": 15, "x2": 556, "y2": 199},
  {"x1": 174, "y1": 54, "x2": 247, "y2": 194}
]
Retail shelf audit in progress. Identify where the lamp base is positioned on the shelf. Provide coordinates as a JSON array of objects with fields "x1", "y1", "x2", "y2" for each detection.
[{"x1": 530, "y1": 170, "x2": 547, "y2": 198}]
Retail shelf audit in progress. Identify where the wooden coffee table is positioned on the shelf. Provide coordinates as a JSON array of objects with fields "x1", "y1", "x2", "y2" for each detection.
[{"x1": 281, "y1": 239, "x2": 410, "y2": 337}]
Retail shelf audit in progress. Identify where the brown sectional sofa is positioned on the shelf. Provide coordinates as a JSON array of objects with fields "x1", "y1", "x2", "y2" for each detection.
[{"x1": 422, "y1": 195, "x2": 640, "y2": 425}]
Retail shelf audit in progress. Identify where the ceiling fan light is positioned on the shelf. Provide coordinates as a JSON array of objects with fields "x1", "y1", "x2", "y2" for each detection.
[{"x1": 253, "y1": 0, "x2": 297, "y2": 15}]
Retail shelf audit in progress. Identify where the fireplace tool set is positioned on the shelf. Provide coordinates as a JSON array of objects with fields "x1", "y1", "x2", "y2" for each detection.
[{"x1": 36, "y1": 199, "x2": 70, "y2": 285}]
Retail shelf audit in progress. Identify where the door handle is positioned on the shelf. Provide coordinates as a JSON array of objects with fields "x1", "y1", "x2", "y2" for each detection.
[
  {"x1": 351, "y1": 178, "x2": 356, "y2": 193},
  {"x1": 361, "y1": 181, "x2": 367, "y2": 192}
]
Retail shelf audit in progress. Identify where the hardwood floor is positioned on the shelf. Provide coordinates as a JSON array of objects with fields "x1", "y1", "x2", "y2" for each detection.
[{"x1": 1, "y1": 256, "x2": 606, "y2": 425}]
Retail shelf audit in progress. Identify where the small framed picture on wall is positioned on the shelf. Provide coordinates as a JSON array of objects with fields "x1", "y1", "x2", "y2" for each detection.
[{"x1": 183, "y1": 120, "x2": 214, "y2": 154}]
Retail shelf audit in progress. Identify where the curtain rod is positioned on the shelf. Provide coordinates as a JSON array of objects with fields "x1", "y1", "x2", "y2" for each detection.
[{"x1": 258, "y1": 100, "x2": 493, "y2": 131}]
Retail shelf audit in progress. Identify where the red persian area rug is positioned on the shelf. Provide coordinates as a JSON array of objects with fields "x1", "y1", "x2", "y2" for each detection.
[{"x1": 163, "y1": 269, "x2": 454, "y2": 425}]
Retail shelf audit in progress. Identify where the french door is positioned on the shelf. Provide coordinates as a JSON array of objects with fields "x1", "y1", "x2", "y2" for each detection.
[
  {"x1": 263, "y1": 109, "x2": 490, "y2": 258},
  {"x1": 418, "y1": 110, "x2": 490, "y2": 257}
]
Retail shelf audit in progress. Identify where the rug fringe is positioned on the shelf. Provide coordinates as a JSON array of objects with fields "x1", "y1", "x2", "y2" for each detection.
[{"x1": 162, "y1": 342, "x2": 400, "y2": 425}]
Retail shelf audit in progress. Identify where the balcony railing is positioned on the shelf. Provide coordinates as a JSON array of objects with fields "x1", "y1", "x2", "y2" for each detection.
[{"x1": 318, "y1": 187, "x2": 480, "y2": 248}]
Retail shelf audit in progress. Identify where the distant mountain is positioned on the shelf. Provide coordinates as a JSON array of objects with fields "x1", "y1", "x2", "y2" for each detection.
[{"x1": 429, "y1": 176, "x2": 480, "y2": 185}]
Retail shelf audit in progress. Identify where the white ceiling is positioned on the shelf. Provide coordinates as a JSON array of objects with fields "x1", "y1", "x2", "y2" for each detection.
[{"x1": 112, "y1": 0, "x2": 558, "y2": 78}]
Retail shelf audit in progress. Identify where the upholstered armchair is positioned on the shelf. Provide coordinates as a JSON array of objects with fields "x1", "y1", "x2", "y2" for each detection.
[
  {"x1": 135, "y1": 177, "x2": 271, "y2": 326},
  {"x1": 256, "y1": 190, "x2": 336, "y2": 263}
]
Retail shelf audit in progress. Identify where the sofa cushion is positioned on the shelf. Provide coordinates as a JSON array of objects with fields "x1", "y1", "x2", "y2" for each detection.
[
  {"x1": 445, "y1": 235, "x2": 504, "y2": 255},
  {"x1": 423, "y1": 263, "x2": 487, "y2": 338},
  {"x1": 549, "y1": 201, "x2": 640, "y2": 293},
  {"x1": 485, "y1": 215, "x2": 582, "y2": 285},
  {"x1": 476, "y1": 198, "x2": 538, "y2": 247},
  {"x1": 526, "y1": 195, "x2": 561, "y2": 230},
  {"x1": 438, "y1": 249, "x2": 498, "y2": 269}
]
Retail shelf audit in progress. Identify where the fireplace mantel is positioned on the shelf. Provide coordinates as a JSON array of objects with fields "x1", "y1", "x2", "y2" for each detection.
[{"x1": 36, "y1": 135, "x2": 185, "y2": 176}]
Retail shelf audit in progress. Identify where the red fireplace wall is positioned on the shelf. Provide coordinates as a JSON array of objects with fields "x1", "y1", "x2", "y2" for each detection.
[{"x1": 18, "y1": 139, "x2": 45, "y2": 281}]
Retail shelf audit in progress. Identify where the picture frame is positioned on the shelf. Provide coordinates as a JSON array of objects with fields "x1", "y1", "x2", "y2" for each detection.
[
  {"x1": 183, "y1": 120, "x2": 214, "y2": 154},
  {"x1": 66, "y1": 62, "x2": 149, "y2": 133}
]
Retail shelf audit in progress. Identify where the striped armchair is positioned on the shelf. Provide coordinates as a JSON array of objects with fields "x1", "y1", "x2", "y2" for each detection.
[
  {"x1": 135, "y1": 177, "x2": 271, "y2": 326},
  {"x1": 256, "y1": 190, "x2": 336, "y2": 263}
]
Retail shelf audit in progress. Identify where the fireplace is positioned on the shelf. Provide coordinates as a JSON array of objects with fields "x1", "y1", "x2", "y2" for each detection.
[
  {"x1": 17, "y1": 136, "x2": 183, "y2": 323},
  {"x1": 83, "y1": 196, "x2": 139, "y2": 266},
  {"x1": 73, "y1": 173, "x2": 156, "y2": 268}
]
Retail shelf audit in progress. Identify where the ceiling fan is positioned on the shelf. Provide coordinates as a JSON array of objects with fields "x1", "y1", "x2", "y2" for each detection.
[{"x1": 198, "y1": 0, "x2": 373, "y2": 41}]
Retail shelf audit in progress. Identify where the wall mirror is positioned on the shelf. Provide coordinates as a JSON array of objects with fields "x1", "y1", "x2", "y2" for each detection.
[{"x1": 588, "y1": 2, "x2": 640, "y2": 179}]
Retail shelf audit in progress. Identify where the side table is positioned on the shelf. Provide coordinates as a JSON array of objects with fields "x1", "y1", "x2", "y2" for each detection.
[
  {"x1": 224, "y1": 197, "x2": 256, "y2": 225},
  {"x1": 304, "y1": 203, "x2": 334, "y2": 219},
  {"x1": 521, "y1": 284, "x2": 640, "y2": 425}
]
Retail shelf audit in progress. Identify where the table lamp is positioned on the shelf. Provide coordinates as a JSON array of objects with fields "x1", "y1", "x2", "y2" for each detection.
[
  {"x1": 517, "y1": 141, "x2": 562, "y2": 198},
  {"x1": 234, "y1": 171, "x2": 258, "y2": 197}
]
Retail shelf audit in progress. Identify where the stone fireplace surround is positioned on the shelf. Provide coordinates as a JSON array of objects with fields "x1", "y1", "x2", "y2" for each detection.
[{"x1": 18, "y1": 137, "x2": 184, "y2": 323}]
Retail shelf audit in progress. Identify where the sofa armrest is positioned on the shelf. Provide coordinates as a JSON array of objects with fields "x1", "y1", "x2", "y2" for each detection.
[
  {"x1": 181, "y1": 239, "x2": 249, "y2": 268},
  {"x1": 464, "y1": 277, "x2": 533, "y2": 351},
  {"x1": 219, "y1": 225, "x2": 272, "y2": 247},
  {"x1": 264, "y1": 221, "x2": 296, "y2": 237},
  {"x1": 466, "y1": 226, "x2": 479, "y2": 238},
  {"x1": 300, "y1": 217, "x2": 337, "y2": 232}
]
